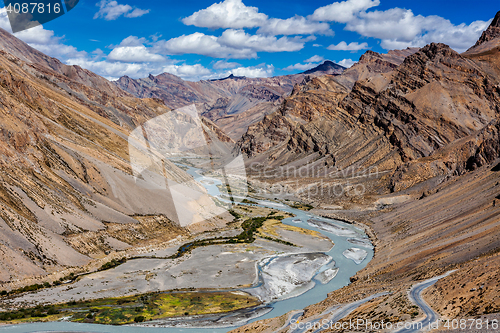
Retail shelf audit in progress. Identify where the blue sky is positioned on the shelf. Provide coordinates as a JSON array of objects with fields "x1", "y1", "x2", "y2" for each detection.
[{"x1": 0, "y1": 0, "x2": 497, "y2": 81}]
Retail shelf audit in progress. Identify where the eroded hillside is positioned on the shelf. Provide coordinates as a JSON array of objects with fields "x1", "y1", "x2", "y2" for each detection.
[{"x1": 0, "y1": 28, "x2": 233, "y2": 287}]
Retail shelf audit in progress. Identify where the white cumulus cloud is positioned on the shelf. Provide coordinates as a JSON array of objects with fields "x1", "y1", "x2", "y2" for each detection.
[
  {"x1": 305, "y1": 55, "x2": 324, "y2": 63},
  {"x1": 257, "y1": 16, "x2": 332, "y2": 36},
  {"x1": 213, "y1": 60, "x2": 241, "y2": 69},
  {"x1": 154, "y1": 32, "x2": 255, "y2": 59},
  {"x1": 345, "y1": 8, "x2": 490, "y2": 52},
  {"x1": 154, "y1": 30, "x2": 306, "y2": 59},
  {"x1": 106, "y1": 36, "x2": 165, "y2": 62},
  {"x1": 229, "y1": 64, "x2": 274, "y2": 78},
  {"x1": 108, "y1": 45, "x2": 165, "y2": 62},
  {"x1": 125, "y1": 8, "x2": 150, "y2": 18},
  {"x1": 94, "y1": 0, "x2": 149, "y2": 21},
  {"x1": 182, "y1": 0, "x2": 334, "y2": 38},
  {"x1": 114, "y1": 36, "x2": 147, "y2": 47},
  {"x1": 219, "y1": 29, "x2": 306, "y2": 53},
  {"x1": 283, "y1": 62, "x2": 317, "y2": 71},
  {"x1": 338, "y1": 58, "x2": 355, "y2": 67},
  {"x1": 182, "y1": 0, "x2": 267, "y2": 29},
  {"x1": 310, "y1": 0, "x2": 380, "y2": 23},
  {"x1": 161, "y1": 64, "x2": 212, "y2": 81},
  {"x1": 327, "y1": 41, "x2": 369, "y2": 51}
]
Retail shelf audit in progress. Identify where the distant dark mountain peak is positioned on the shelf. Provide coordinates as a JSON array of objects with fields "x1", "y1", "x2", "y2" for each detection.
[
  {"x1": 210, "y1": 73, "x2": 246, "y2": 81},
  {"x1": 469, "y1": 11, "x2": 500, "y2": 50},
  {"x1": 301, "y1": 60, "x2": 346, "y2": 75}
]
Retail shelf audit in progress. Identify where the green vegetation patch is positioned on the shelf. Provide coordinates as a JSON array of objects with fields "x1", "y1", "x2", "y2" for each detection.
[
  {"x1": 241, "y1": 199, "x2": 258, "y2": 205},
  {"x1": 98, "y1": 258, "x2": 127, "y2": 271},
  {"x1": 163, "y1": 214, "x2": 294, "y2": 259},
  {"x1": 1, "y1": 272, "x2": 82, "y2": 297},
  {"x1": 0, "y1": 291, "x2": 260, "y2": 325},
  {"x1": 0, "y1": 306, "x2": 60, "y2": 322},
  {"x1": 290, "y1": 203, "x2": 314, "y2": 211}
]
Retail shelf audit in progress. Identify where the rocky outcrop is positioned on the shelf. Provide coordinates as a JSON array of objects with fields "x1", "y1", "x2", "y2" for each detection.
[
  {"x1": 237, "y1": 76, "x2": 349, "y2": 157},
  {"x1": 334, "y1": 48, "x2": 418, "y2": 89},
  {"x1": 470, "y1": 11, "x2": 500, "y2": 49},
  {"x1": 235, "y1": 75, "x2": 402, "y2": 176},
  {"x1": 389, "y1": 119, "x2": 500, "y2": 192}
]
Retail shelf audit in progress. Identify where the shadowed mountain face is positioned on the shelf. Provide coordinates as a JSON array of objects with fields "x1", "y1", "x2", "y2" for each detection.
[{"x1": 301, "y1": 60, "x2": 346, "y2": 76}]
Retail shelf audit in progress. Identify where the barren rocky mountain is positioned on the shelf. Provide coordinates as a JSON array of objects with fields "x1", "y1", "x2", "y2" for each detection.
[
  {"x1": 115, "y1": 61, "x2": 347, "y2": 140},
  {"x1": 115, "y1": 72, "x2": 304, "y2": 140},
  {"x1": 236, "y1": 40, "x2": 500, "y2": 192},
  {"x1": 334, "y1": 47, "x2": 419, "y2": 89}
]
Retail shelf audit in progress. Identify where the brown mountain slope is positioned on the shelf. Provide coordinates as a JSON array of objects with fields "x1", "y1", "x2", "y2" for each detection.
[
  {"x1": 236, "y1": 75, "x2": 400, "y2": 174},
  {"x1": 0, "y1": 28, "x2": 125, "y2": 97},
  {"x1": 334, "y1": 47, "x2": 418, "y2": 89},
  {"x1": 236, "y1": 42, "x2": 500, "y2": 201},
  {"x1": 236, "y1": 47, "x2": 420, "y2": 163},
  {"x1": 343, "y1": 43, "x2": 499, "y2": 162},
  {"x1": 0, "y1": 31, "x2": 232, "y2": 286}
]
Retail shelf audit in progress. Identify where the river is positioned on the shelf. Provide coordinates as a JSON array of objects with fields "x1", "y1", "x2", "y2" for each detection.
[{"x1": 0, "y1": 165, "x2": 373, "y2": 333}]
